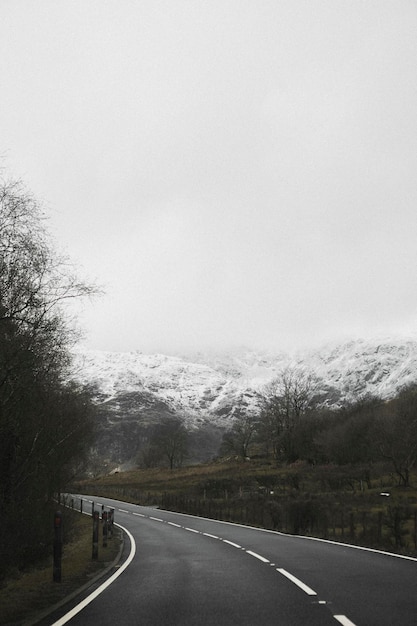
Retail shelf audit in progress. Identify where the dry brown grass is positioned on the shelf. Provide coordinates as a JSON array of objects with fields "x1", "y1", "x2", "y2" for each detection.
[{"x1": 80, "y1": 459, "x2": 276, "y2": 495}]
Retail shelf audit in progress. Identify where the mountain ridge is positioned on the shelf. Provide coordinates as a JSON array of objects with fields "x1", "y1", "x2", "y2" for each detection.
[{"x1": 72, "y1": 336, "x2": 417, "y2": 468}]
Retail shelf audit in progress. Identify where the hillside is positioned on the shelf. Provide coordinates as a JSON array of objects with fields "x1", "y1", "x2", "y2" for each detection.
[{"x1": 72, "y1": 337, "x2": 417, "y2": 468}]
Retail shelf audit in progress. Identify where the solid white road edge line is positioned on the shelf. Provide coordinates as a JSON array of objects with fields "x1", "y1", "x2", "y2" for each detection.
[
  {"x1": 151, "y1": 502, "x2": 417, "y2": 563},
  {"x1": 276, "y1": 568, "x2": 317, "y2": 596},
  {"x1": 77, "y1": 494, "x2": 417, "y2": 563},
  {"x1": 51, "y1": 523, "x2": 136, "y2": 626}
]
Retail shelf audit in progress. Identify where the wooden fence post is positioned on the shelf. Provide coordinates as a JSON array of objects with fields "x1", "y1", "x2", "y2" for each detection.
[
  {"x1": 92, "y1": 510, "x2": 99, "y2": 560},
  {"x1": 53, "y1": 511, "x2": 63, "y2": 582}
]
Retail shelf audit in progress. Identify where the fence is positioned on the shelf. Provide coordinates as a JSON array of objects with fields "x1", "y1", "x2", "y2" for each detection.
[
  {"x1": 159, "y1": 493, "x2": 417, "y2": 552},
  {"x1": 76, "y1": 483, "x2": 417, "y2": 555}
]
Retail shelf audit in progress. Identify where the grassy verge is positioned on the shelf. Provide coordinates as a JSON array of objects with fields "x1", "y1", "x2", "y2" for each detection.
[
  {"x1": 0, "y1": 508, "x2": 122, "y2": 626},
  {"x1": 76, "y1": 459, "x2": 417, "y2": 556}
]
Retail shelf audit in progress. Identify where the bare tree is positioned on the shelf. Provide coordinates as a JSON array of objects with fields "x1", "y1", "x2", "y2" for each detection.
[
  {"x1": 0, "y1": 178, "x2": 97, "y2": 573},
  {"x1": 315, "y1": 398, "x2": 380, "y2": 466},
  {"x1": 259, "y1": 367, "x2": 318, "y2": 462},
  {"x1": 220, "y1": 414, "x2": 258, "y2": 460},
  {"x1": 377, "y1": 386, "x2": 417, "y2": 487},
  {"x1": 148, "y1": 417, "x2": 189, "y2": 470}
]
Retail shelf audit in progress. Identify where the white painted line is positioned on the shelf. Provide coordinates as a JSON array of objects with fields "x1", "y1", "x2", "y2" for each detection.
[
  {"x1": 203, "y1": 532, "x2": 219, "y2": 539},
  {"x1": 154, "y1": 503, "x2": 417, "y2": 562},
  {"x1": 132, "y1": 512, "x2": 144, "y2": 517},
  {"x1": 168, "y1": 521, "x2": 182, "y2": 528},
  {"x1": 277, "y1": 568, "x2": 317, "y2": 596},
  {"x1": 246, "y1": 550, "x2": 270, "y2": 563},
  {"x1": 51, "y1": 523, "x2": 136, "y2": 626},
  {"x1": 185, "y1": 527, "x2": 200, "y2": 533},
  {"x1": 149, "y1": 516, "x2": 163, "y2": 522},
  {"x1": 118, "y1": 508, "x2": 129, "y2": 513},
  {"x1": 223, "y1": 539, "x2": 242, "y2": 549},
  {"x1": 334, "y1": 616, "x2": 357, "y2": 626}
]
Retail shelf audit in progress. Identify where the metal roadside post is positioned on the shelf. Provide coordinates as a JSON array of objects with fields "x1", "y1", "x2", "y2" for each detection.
[
  {"x1": 92, "y1": 509, "x2": 99, "y2": 560},
  {"x1": 53, "y1": 511, "x2": 63, "y2": 582},
  {"x1": 107, "y1": 509, "x2": 112, "y2": 538},
  {"x1": 109, "y1": 508, "x2": 115, "y2": 537}
]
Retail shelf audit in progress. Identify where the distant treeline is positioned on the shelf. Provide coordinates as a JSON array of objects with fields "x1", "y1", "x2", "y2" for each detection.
[{"x1": 220, "y1": 368, "x2": 417, "y2": 488}]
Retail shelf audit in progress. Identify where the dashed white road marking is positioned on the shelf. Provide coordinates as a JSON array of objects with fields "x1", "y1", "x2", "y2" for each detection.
[
  {"x1": 75, "y1": 499, "x2": 359, "y2": 626},
  {"x1": 334, "y1": 616, "x2": 357, "y2": 626},
  {"x1": 223, "y1": 539, "x2": 242, "y2": 549},
  {"x1": 276, "y1": 568, "x2": 317, "y2": 596},
  {"x1": 246, "y1": 550, "x2": 270, "y2": 563}
]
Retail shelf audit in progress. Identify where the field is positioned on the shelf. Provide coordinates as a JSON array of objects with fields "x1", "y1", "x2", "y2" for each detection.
[{"x1": 76, "y1": 457, "x2": 417, "y2": 556}]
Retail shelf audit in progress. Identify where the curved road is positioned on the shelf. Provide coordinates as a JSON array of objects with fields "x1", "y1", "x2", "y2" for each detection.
[{"x1": 47, "y1": 496, "x2": 417, "y2": 625}]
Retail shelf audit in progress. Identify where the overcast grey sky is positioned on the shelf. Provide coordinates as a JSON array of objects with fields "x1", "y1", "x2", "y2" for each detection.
[{"x1": 1, "y1": 1, "x2": 417, "y2": 354}]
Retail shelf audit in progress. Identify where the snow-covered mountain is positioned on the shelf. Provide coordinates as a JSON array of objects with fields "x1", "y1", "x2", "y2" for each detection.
[{"x1": 72, "y1": 337, "x2": 417, "y2": 467}]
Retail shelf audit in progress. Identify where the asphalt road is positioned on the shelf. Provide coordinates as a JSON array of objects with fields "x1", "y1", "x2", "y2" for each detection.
[{"x1": 46, "y1": 496, "x2": 417, "y2": 625}]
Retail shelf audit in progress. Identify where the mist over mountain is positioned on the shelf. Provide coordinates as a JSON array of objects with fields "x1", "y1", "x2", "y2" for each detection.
[{"x1": 72, "y1": 337, "x2": 417, "y2": 470}]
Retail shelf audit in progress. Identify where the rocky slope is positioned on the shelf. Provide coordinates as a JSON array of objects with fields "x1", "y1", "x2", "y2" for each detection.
[{"x1": 72, "y1": 337, "x2": 417, "y2": 468}]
